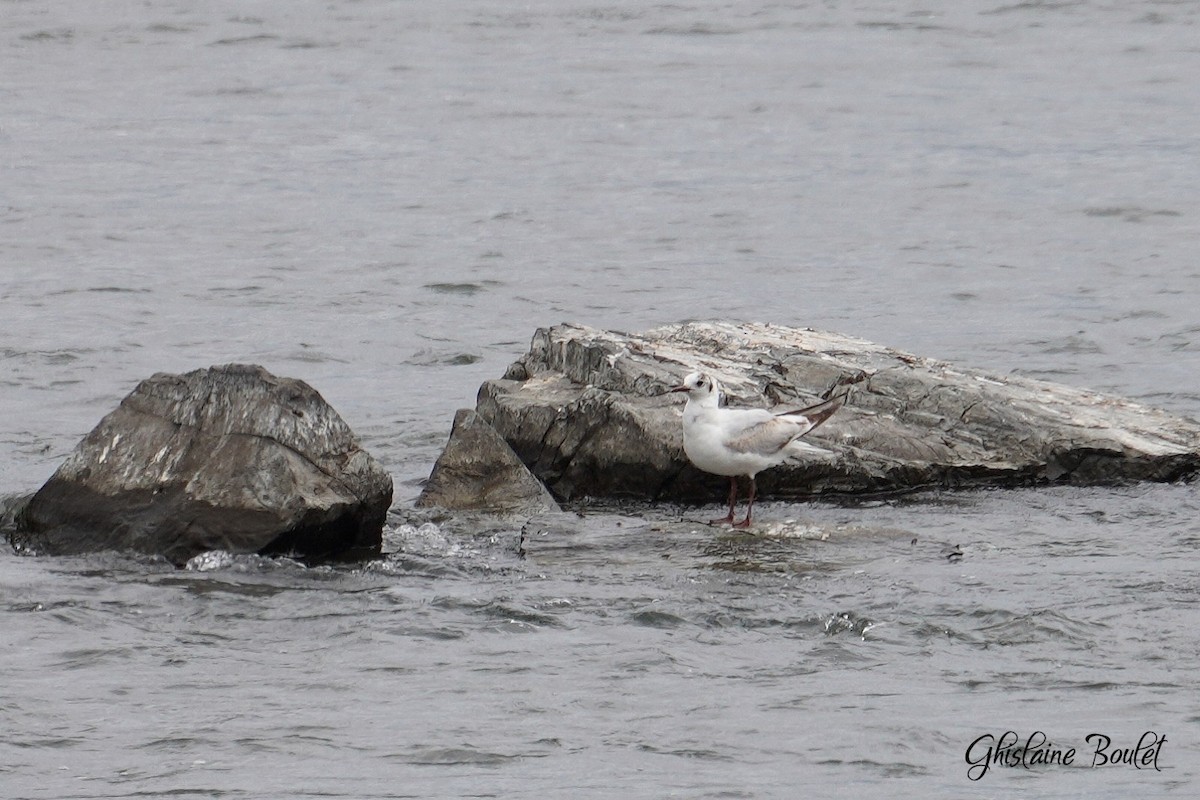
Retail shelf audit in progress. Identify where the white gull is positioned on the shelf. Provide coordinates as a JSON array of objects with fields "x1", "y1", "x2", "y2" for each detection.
[{"x1": 670, "y1": 371, "x2": 846, "y2": 528}]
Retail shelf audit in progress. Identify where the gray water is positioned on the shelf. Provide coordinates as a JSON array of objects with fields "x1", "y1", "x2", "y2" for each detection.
[{"x1": 3, "y1": 1, "x2": 1199, "y2": 796}]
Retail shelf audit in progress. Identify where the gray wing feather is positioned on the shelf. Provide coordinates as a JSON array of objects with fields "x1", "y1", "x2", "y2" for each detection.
[
  {"x1": 726, "y1": 416, "x2": 807, "y2": 455},
  {"x1": 778, "y1": 392, "x2": 847, "y2": 431},
  {"x1": 726, "y1": 392, "x2": 848, "y2": 455}
]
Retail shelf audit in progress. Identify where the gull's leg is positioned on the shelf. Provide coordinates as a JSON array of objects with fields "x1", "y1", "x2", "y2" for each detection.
[
  {"x1": 733, "y1": 477, "x2": 757, "y2": 528},
  {"x1": 710, "y1": 476, "x2": 737, "y2": 525}
]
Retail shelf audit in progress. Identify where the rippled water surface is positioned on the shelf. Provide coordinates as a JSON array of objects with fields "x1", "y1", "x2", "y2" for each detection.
[{"x1": 4, "y1": 1, "x2": 1200, "y2": 797}]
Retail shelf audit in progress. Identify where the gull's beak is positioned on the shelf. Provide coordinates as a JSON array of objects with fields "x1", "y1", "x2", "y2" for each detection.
[{"x1": 668, "y1": 384, "x2": 690, "y2": 394}]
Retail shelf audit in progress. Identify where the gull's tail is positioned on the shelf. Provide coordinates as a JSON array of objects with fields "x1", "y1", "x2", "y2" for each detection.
[
  {"x1": 787, "y1": 438, "x2": 836, "y2": 456},
  {"x1": 779, "y1": 391, "x2": 848, "y2": 459},
  {"x1": 780, "y1": 391, "x2": 848, "y2": 433}
]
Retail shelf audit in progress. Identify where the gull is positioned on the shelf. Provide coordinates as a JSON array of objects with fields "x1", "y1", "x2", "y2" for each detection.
[{"x1": 670, "y1": 371, "x2": 846, "y2": 528}]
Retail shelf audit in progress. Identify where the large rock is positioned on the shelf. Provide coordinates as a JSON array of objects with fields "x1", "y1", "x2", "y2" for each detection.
[
  {"x1": 445, "y1": 322, "x2": 1200, "y2": 503},
  {"x1": 13, "y1": 364, "x2": 393, "y2": 564}
]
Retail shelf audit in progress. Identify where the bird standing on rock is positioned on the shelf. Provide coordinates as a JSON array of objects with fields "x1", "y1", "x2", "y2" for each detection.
[{"x1": 670, "y1": 371, "x2": 846, "y2": 528}]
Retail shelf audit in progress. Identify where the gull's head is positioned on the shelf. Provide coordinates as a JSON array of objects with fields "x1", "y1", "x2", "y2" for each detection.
[{"x1": 669, "y1": 371, "x2": 720, "y2": 404}]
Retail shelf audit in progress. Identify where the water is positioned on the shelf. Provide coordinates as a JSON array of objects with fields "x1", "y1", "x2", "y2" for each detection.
[{"x1": 3, "y1": 1, "x2": 1199, "y2": 796}]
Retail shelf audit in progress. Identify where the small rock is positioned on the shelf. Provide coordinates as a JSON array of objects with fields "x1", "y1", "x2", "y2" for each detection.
[{"x1": 416, "y1": 408, "x2": 559, "y2": 514}]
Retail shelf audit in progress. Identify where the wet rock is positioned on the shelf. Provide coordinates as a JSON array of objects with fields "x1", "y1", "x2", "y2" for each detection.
[
  {"x1": 0, "y1": 493, "x2": 32, "y2": 537},
  {"x1": 448, "y1": 321, "x2": 1200, "y2": 502},
  {"x1": 415, "y1": 408, "x2": 560, "y2": 514},
  {"x1": 13, "y1": 364, "x2": 392, "y2": 564}
]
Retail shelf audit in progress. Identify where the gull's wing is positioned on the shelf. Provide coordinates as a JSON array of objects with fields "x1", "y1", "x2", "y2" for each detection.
[
  {"x1": 777, "y1": 392, "x2": 847, "y2": 433},
  {"x1": 725, "y1": 415, "x2": 808, "y2": 456},
  {"x1": 725, "y1": 392, "x2": 848, "y2": 455}
]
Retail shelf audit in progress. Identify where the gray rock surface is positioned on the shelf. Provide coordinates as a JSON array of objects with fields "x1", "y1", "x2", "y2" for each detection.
[
  {"x1": 416, "y1": 408, "x2": 560, "y2": 514},
  {"x1": 459, "y1": 321, "x2": 1200, "y2": 503},
  {"x1": 13, "y1": 364, "x2": 392, "y2": 564}
]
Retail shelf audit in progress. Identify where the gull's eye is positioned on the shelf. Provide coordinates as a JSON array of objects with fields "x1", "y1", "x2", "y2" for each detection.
[{"x1": 696, "y1": 380, "x2": 706, "y2": 388}]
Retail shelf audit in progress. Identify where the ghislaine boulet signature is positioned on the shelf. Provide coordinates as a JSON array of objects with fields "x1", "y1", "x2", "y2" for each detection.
[{"x1": 965, "y1": 730, "x2": 1166, "y2": 781}]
